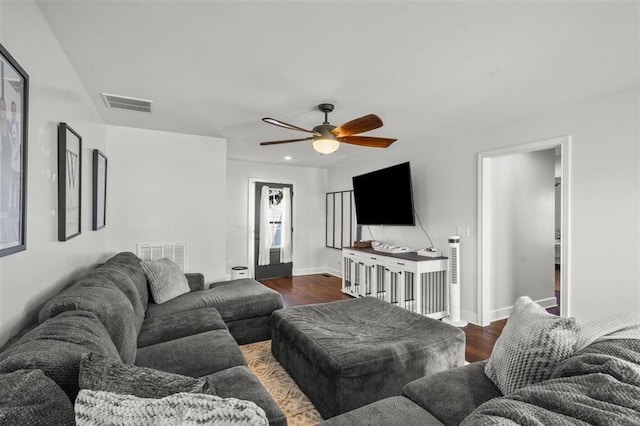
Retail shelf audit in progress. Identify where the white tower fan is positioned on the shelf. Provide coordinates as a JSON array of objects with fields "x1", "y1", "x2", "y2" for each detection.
[{"x1": 443, "y1": 236, "x2": 468, "y2": 327}]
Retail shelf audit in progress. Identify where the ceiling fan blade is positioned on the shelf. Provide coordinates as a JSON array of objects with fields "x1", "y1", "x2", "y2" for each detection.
[
  {"x1": 337, "y1": 135, "x2": 397, "y2": 148},
  {"x1": 331, "y1": 114, "x2": 383, "y2": 137},
  {"x1": 262, "y1": 117, "x2": 321, "y2": 136},
  {"x1": 260, "y1": 137, "x2": 314, "y2": 146}
]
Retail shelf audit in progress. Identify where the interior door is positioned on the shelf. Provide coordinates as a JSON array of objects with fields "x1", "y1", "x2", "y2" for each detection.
[{"x1": 254, "y1": 182, "x2": 293, "y2": 280}]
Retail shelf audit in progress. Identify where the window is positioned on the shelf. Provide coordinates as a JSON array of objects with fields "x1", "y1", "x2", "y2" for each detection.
[{"x1": 267, "y1": 188, "x2": 284, "y2": 248}]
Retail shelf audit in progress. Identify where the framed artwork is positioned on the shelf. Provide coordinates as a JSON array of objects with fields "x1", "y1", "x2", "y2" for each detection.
[
  {"x1": 0, "y1": 43, "x2": 29, "y2": 257},
  {"x1": 92, "y1": 149, "x2": 107, "y2": 230},
  {"x1": 58, "y1": 122, "x2": 82, "y2": 241}
]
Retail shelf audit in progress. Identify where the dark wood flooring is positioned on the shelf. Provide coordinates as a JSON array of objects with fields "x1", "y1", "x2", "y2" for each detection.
[{"x1": 259, "y1": 274, "x2": 505, "y2": 362}]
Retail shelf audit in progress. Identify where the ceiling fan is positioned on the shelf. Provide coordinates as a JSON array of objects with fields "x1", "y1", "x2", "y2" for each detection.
[{"x1": 260, "y1": 103, "x2": 397, "y2": 154}]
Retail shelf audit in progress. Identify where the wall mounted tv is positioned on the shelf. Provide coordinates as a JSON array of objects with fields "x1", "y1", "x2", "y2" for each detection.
[{"x1": 352, "y1": 162, "x2": 415, "y2": 226}]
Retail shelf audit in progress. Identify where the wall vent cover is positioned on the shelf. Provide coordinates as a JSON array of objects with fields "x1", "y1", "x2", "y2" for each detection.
[
  {"x1": 101, "y1": 93, "x2": 152, "y2": 113},
  {"x1": 136, "y1": 242, "x2": 186, "y2": 272}
]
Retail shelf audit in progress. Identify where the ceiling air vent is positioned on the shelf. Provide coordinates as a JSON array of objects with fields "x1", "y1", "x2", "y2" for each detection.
[{"x1": 101, "y1": 93, "x2": 152, "y2": 113}]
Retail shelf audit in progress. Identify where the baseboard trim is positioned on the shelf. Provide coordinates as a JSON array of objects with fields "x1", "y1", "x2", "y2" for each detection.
[
  {"x1": 325, "y1": 267, "x2": 341, "y2": 278},
  {"x1": 292, "y1": 267, "x2": 327, "y2": 276},
  {"x1": 490, "y1": 296, "x2": 557, "y2": 322},
  {"x1": 461, "y1": 309, "x2": 478, "y2": 325}
]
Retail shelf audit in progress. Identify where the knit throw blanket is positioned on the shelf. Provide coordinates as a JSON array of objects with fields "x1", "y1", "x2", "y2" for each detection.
[
  {"x1": 75, "y1": 390, "x2": 268, "y2": 425},
  {"x1": 462, "y1": 313, "x2": 640, "y2": 425}
]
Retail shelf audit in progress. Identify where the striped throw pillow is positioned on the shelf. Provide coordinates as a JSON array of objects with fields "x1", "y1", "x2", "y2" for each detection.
[
  {"x1": 75, "y1": 390, "x2": 268, "y2": 425},
  {"x1": 484, "y1": 296, "x2": 580, "y2": 394},
  {"x1": 140, "y1": 258, "x2": 190, "y2": 304}
]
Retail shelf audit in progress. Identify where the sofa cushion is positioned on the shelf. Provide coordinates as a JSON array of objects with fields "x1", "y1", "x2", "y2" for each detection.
[
  {"x1": 319, "y1": 396, "x2": 445, "y2": 426},
  {"x1": 90, "y1": 263, "x2": 146, "y2": 331},
  {"x1": 0, "y1": 369, "x2": 75, "y2": 426},
  {"x1": 140, "y1": 258, "x2": 191, "y2": 304},
  {"x1": 104, "y1": 251, "x2": 149, "y2": 309},
  {"x1": 206, "y1": 365, "x2": 287, "y2": 426},
  {"x1": 79, "y1": 352, "x2": 209, "y2": 399},
  {"x1": 0, "y1": 311, "x2": 120, "y2": 400},
  {"x1": 145, "y1": 278, "x2": 283, "y2": 323},
  {"x1": 485, "y1": 296, "x2": 580, "y2": 394},
  {"x1": 38, "y1": 278, "x2": 138, "y2": 364},
  {"x1": 137, "y1": 307, "x2": 228, "y2": 348},
  {"x1": 135, "y1": 329, "x2": 246, "y2": 378},
  {"x1": 75, "y1": 390, "x2": 268, "y2": 426},
  {"x1": 402, "y1": 361, "x2": 502, "y2": 426},
  {"x1": 185, "y1": 272, "x2": 205, "y2": 291}
]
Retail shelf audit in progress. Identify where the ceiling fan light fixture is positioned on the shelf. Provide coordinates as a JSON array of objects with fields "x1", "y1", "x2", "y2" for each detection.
[{"x1": 313, "y1": 138, "x2": 340, "y2": 154}]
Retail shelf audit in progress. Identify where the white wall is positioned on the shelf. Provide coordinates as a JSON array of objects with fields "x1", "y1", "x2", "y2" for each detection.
[
  {"x1": 327, "y1": 88, "x2": 639, "y2": 324},
  {"x1": 226, "y1": 160, "x2": 328, "y2": 277},
  {"x1": 0, "y1": 0, "x2": 107, "y2": 345},
  {"x1": 488, "y1": 149, "x2": 555, "y2": 315},
  {"x1": 105, "y1": 125, "x2": 226, "y2": 283}
]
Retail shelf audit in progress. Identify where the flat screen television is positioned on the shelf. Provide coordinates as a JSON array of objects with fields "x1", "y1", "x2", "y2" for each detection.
[{"x1": 352, "y1": 162, "x2": 415, "y2": 226}]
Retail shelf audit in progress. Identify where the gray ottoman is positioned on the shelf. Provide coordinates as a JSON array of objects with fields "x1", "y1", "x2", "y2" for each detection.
[{"x1": 271, "y1": 297, "x2": 466, "y2": 419}]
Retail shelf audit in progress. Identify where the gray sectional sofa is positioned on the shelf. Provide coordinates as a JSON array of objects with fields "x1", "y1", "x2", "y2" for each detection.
[
  {"x1": 320, "y1": 304, "x2": 640, "y2": 425},
  {"x1": 0, "y1": 251, "x2": 286, "y2": 425}
]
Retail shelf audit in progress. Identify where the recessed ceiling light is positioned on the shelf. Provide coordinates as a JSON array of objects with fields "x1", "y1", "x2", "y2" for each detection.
[{"x1": 284, "y1": 156, "x2": 292, "y2": 161}]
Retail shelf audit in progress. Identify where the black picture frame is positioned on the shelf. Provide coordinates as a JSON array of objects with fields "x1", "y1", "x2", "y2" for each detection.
[
  {"x1": 92, "y1": 149, "x2": 107, "y2": 230},
  {"x1": 0, "y1": 43, "x2": 29, "y2": 257},
  {"x1": 58, "y1": 122, "x2": 82, "y2": 241}
]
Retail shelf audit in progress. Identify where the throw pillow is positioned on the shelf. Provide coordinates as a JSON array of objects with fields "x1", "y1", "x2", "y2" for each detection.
[
  {"x1": 75, "y1": 390, "x2": 268, "y2": 426},
  {"x1": 140, "y1": 258, "x2": 190, "y2": 304},
  {"x1": 0, "y1": 369, "x2": 75, "y2": 426},
  {"x1": 484, "y1": 296, "x2": 580, "y2": 394},
  {"x1": 78, "y1": 352, "x2": 210, "y2": 398}
]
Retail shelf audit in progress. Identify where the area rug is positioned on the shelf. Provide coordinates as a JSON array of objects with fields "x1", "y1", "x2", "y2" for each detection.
[{"x1": 240, "y1": 340, "x2": 322, "y2": 426}]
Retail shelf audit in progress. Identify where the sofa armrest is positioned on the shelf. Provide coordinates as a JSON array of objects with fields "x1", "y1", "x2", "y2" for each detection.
[
  {"x1": 185, "y1": 273, "x2": 204, "y2": 292},
  {"x1": 402, "y1": 361, "x2": 502, "y2": 426}
]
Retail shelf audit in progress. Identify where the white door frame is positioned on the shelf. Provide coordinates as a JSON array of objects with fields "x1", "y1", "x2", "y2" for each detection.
[
  {"x1": 477, "y1": 136, "x2": 571, "y2": 326},
  {"x1": 247, "y1": 178, "x2": 296, "y2": 279}
]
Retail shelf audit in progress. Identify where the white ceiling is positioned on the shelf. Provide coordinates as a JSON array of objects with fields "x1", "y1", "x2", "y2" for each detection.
[{"x1": 36, "y1": 1, "x2": 638, "y2": 168}]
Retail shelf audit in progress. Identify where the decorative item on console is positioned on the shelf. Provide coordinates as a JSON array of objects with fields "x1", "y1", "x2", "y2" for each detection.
[
  {"x1": 416, "y1": 247, "x2": 441, "y2": 257},
  {"x1": 353, "y1": 240, "x2": 372, "y2": 248},
  {"x1": 371, "y1": 242, "x2": 412, "y2": 254}
]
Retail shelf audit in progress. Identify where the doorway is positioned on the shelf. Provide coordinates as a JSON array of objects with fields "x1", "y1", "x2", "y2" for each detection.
[
  {"x1": 253, "y1": 181, "x2": 293, "y2": 280},
  {"x1": 477, "y1": 136, "x2": 571, "y2": 326}
]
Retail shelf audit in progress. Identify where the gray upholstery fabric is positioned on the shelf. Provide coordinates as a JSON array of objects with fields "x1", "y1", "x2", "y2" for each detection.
[
  {"x1": 185, "y1": 273, "x2": 205, "y2": 291},
  {"x1": 272, "y1": 297, "x2": 466, "y2": 418},
  {"x1": 38, "y1": 278, "x2": 138, "y2": 364},
  {"x1": 103, "y1": 251, "x2": 149, "y2": 309},
  {"x1": 402, "y1": 361, "x2": 502, "y2": 426},
  {"x1": 206, "y1": 365, "x2": 287, "y2": 426},
  {"x1": 135, "y1": 329, "x2": 246, "y2": 377},
  {"x1": 319, "y1": 396, "x2": 445, "y2": 426},
  {"x1": 0, "y1": 320, "x2": 38, "y2": 353},
  {"x1": 137, "y1": 307, "x2": 228, "y2": 348},
  {"x1": 91, "y1": 263, "x2": 146, "y2": 331},
  {"x1": 79, "y1": 352, "x2": 209, "y2": 398},
  {"x1": 146, "y1": 279, "x2": 283, "y2": 323},
  {"x1": 462, "y1": 339, "x2": 640, "y2": 425},
  {"x1": 0, "y1": 369, "x2": 75, "y2": 426},
  {"x1": 225, "y1": 314, "x2": 274, "y2": 345},
  {"x1": 0, "y1": 311, "x2": 120, "y2": 400}
]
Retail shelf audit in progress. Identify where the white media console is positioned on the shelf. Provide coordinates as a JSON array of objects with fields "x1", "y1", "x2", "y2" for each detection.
[{"x1": 341, "y1": 247, "x2": 448, "y2": 319}]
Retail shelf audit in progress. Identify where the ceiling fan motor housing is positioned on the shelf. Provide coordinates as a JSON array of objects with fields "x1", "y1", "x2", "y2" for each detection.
[{"x1": 312, "y1": 124, "x2": 337, "y2": 139}]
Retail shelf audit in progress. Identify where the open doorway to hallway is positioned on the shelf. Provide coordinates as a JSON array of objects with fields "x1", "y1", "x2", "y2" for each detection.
[{"x1": 478, "y1": 136, "x2": 570, "y2": 326}]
